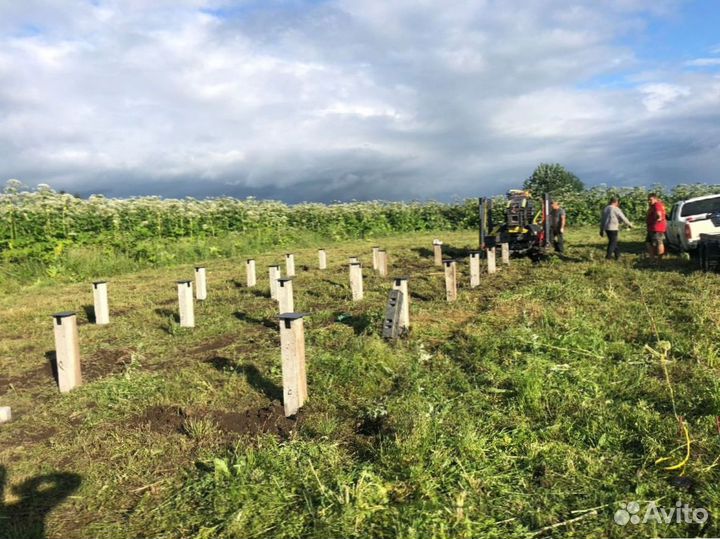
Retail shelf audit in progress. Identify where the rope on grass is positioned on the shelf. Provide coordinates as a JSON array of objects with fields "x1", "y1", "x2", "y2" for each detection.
[{"x1": 635, "y1": 280, "x2": 691, "y2": 474}]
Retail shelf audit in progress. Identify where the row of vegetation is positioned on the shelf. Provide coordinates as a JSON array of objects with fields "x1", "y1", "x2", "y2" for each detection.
[{"x1": 2, "y1": 177, "x2": 719, "y2": 287}]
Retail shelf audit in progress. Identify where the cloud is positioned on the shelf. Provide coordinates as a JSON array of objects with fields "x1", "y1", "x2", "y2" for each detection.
[
  {"x1": 686, "y1": 57, "x2": 720, "y2": 67},
  {"x1": 639, "y1": 83, "x2": 691, "y2": 112},
  {"x1": 0, "y1": 0, "x2": 718, "y2": 201}
]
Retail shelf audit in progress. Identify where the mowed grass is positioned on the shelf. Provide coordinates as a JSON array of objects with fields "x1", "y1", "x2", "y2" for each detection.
[{"x1": 1, "y1": 227, "x2": 720, "y2": 538}]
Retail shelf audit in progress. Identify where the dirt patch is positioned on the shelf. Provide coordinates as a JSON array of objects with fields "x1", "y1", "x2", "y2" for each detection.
[
  {"x1": 0, "y1": 424, "x2": 58, "y2": 451},
  {"x1": 0, "y1": 364, "x2": 54, "y2": 396},
  {"x1": 190, "y1": 334, "x2": 236, "y2": 356},
  {"x1": 132, "y1": 402, "x2": 300, "y2": 440},
  {"x1": 212, "y1": 403, "x2": 299, "y2": 439},
  {"x1": 84, "y1": 348, "x2": 134, "y2": 381},
  {"x1": 137, "y1": 405, "x2": 188, "y2": 434}
]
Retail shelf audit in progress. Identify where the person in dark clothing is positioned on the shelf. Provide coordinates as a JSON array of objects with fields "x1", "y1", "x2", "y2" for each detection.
[
  {"x1": 600, "y1": 197, "x2": 633, "y2": 260},
  {"x1": 549, "y1": 200, "x2": 566, "y2": 254}
]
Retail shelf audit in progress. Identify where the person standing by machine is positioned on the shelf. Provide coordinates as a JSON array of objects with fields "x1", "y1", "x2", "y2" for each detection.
[{"x1": 549, "y1": 200, "x2": 566, "y2": 254}]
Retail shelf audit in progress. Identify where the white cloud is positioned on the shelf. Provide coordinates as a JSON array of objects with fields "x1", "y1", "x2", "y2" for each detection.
[
  {"x1": 0, "y1": 0, "x2": 718, "y2": 201},
  {"x1": 640, "y1": 83, "x2": 691, "y2": 112},
  {"x1": 686, "y1": 57, "x2": 720, "y2": 67}
]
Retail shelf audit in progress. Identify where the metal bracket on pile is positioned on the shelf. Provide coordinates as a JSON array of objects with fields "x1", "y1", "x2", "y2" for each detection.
[{"x1": 382, "y1": 289, "x2": 404, "y2": 340}]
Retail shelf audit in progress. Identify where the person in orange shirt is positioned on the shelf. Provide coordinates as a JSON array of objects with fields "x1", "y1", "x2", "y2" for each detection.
[{"x1": 646, "y1": 193, "x2": 667, "y2": 261}]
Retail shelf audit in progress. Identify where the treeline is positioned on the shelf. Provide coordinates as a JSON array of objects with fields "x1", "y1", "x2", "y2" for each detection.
[{"x1": 1, "y1": 179, "x2": 719, "y2": 269}]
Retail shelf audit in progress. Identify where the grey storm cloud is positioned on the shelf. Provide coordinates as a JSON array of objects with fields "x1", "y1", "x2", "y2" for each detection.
[{"x1": 0, "y1": 0, "x2": 718, "y2": 201}]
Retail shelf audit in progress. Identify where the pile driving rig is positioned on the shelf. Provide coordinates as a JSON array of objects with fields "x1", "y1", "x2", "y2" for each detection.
[{"x1": 479, "y1": 190, "x2": 551, "y2": 260}]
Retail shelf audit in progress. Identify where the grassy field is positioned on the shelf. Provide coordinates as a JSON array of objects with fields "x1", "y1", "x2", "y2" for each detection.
[{"x1": 1, "y1": 226, "x2": 720, "y2": 538}]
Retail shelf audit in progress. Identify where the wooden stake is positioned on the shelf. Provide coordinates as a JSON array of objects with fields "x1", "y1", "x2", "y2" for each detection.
[
  {"x1": 194, "y1": 266, "x2": 207, "y2": 301},
  {"x1": 277, "y1": 278, "x2": 294, "y2": 313},
  {"x1": 92, "y1": 281, "x2": 110, "y2": 325},
  {"x1": 177, "y1": 280, "x2": 195, "y2": 327},
  {"x1": 501, "y1": 242, "x2": 510, "y2": 265},
  {"x1": 0, "y1": 407, "x2": 10, "y2": 423},
  {"x1": 372, "y1": 246, "x2": 380, "y2": 270},
  {"x1": 246, "y1": 259, "x2": 257, "y2": 287},
  {"x1": 469, "y1": 251, "x2": 481, "y2": 288},
  {"x1": 52, "y1": 312, "x2": 82, "y2": 393},
  {"x1": 278, "y1": 313, "x2": 308, "y2": 417},
  {"x1": 378, "y1": 250, "x2": 388, "y2": 277},
  {"x1": 349, "y1": 262, "x2": 364, "y2": 300},
  {"x1": 443, "y1": 259, "x2": 457, "y2": 302},
  {"x1": 487, "y1": 247, "x2": 497, "y2": 274},
  {"x1": 318, "y1": 249, "x2": 327, "y2": 270},
  {"x1": 433, "y1": 240, "x2": 443, "y2": 266},
  {"x1": 392, "y1": 277, "x2": 410, "y2": 330},
  {"x1": 285, "y1": 253, "x2": 295, "y2": 277},
  {"x1": 268, "y1": 265, "x2": 281, "y2": 299}
]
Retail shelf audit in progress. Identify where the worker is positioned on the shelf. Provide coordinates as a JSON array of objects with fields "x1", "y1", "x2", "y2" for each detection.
[
  {"x1": 600, "y1": 197, "x2": 633, "y2": 260},
  {"x1": 646, "y1": 193, "x2": 667, "y2": 262},
  {"x1": 549, "y1": 200, "x2": 566, "y2": 254}
]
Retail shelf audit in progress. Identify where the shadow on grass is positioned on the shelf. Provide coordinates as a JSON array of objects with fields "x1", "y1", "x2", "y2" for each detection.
[
  {"x1": 0, "y1": 465, "x2": 82, "y2": 539},
  {"x1": 82, "y1": 305, "x2": 95, "y2": 324},
  {"x1": 592, "y1": 239, "x2": 647, "y2": 255},
  {"x1": 335, "y1": 312, "x2": 372, "y2": 335},
  {"x1": 411, "y1": 244, "x2": 470, "y2": 260},
  {"x1": 207, "y1": 357, "x2": 282, "y2": 400},
  {"x1": 43, "y1": 352, "x2": 58, "y2": 386},
  {"x1": 233, "y1": 311, "x2": 276, "y2": 329},
  {"x1": 154, "y1": 308, "x2": 179, "y2": 323},
  {"x1": 632, "y1": 258, "x2": 695, "y2": 275},
  {"x1": 154, "y1": 308, "x2": 180, "y2": 334}
]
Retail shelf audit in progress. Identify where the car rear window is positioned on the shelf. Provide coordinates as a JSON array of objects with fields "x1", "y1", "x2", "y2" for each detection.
[{"x1": 681, "y1": 197, "x2": 720, "y2": 217}]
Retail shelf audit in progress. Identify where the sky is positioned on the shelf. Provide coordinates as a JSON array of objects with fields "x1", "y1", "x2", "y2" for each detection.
[{"x1": 0, "y1": 0, "x2": 719, "y2": 202}]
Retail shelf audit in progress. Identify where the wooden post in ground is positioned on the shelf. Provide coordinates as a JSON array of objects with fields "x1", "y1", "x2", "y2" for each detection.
[
  {"x1": 318, "y1": 249, "x2": 327, "y2": 270},
  {"x1": 285, "y1": 253, "x2": 295, "y2": 277},
  {"x1": 194, "y1": 266, "x2": 207, "y2": 300},
  {"x1": 92, "y1": 281, "x2": 110, "y2": 325},
  {"x1": 277, "y1": 278, "x2": 294, "y2": 313},
  {"x1": 52, "y1": 312, "x2": 82, "y2": 393},
  {"x1": 392, "y1": 277, "x2": 410, "y2": 330},
  {"x1": 177, "y1": 280, "x2": 195, "y2": 327},
  {"x1": 246, "y1": 259, "x2": 257, "y2": 287},
  {"x1": 278, "y1": 313, "x2": 308, "y2": 417},
  {"x1": 0, "y1": 407, "x2": 10, "y2": 423},
  {"x1": 433, "y1": 240, "x2": 443, "y2": 266},
  {"x1": 372, "y1": 247, "x2": 380, "y2": 270},
  {"x1": 268, "y1": 265, "x2": 281, "y2": 299},
  {"x1": 349, "y1": 262, "x2": 364, "y2": 300},
  {"x1": 487, "y1": 247, "x2": 497, "y2": 274},
  {"x1": 501, "y1": 243, "x2": 510, "y2": 265},
  {"x1": 443, "y1": 259, "x2": 458, "y2": 302},
  {"x1": 378, "y1": 250, "x2": 388, "y2": 277},
  {"x1": 469, "y1": 251, "x2": 481, "y2": 288}
]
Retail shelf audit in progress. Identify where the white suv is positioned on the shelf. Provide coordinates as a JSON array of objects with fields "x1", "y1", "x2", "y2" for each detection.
[{"x1": 666, "y1": 194, "x2": 720, "y2": 252}]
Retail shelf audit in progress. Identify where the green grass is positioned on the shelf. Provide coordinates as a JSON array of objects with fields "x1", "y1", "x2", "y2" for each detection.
[{"x1": 1, "y1": 227, "x2": 719, "y2": 538}]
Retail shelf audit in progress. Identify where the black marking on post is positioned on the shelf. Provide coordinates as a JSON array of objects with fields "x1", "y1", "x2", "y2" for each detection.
[
  {"x1": 382, "y1": 290, "x2": 404, "y2": 340},
  {"x1": 279, "y1": 312, "x2": 309, "y2": 329},
  {"x1": 52, "y1": 311, "x2": 76, "y2": 325}
]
